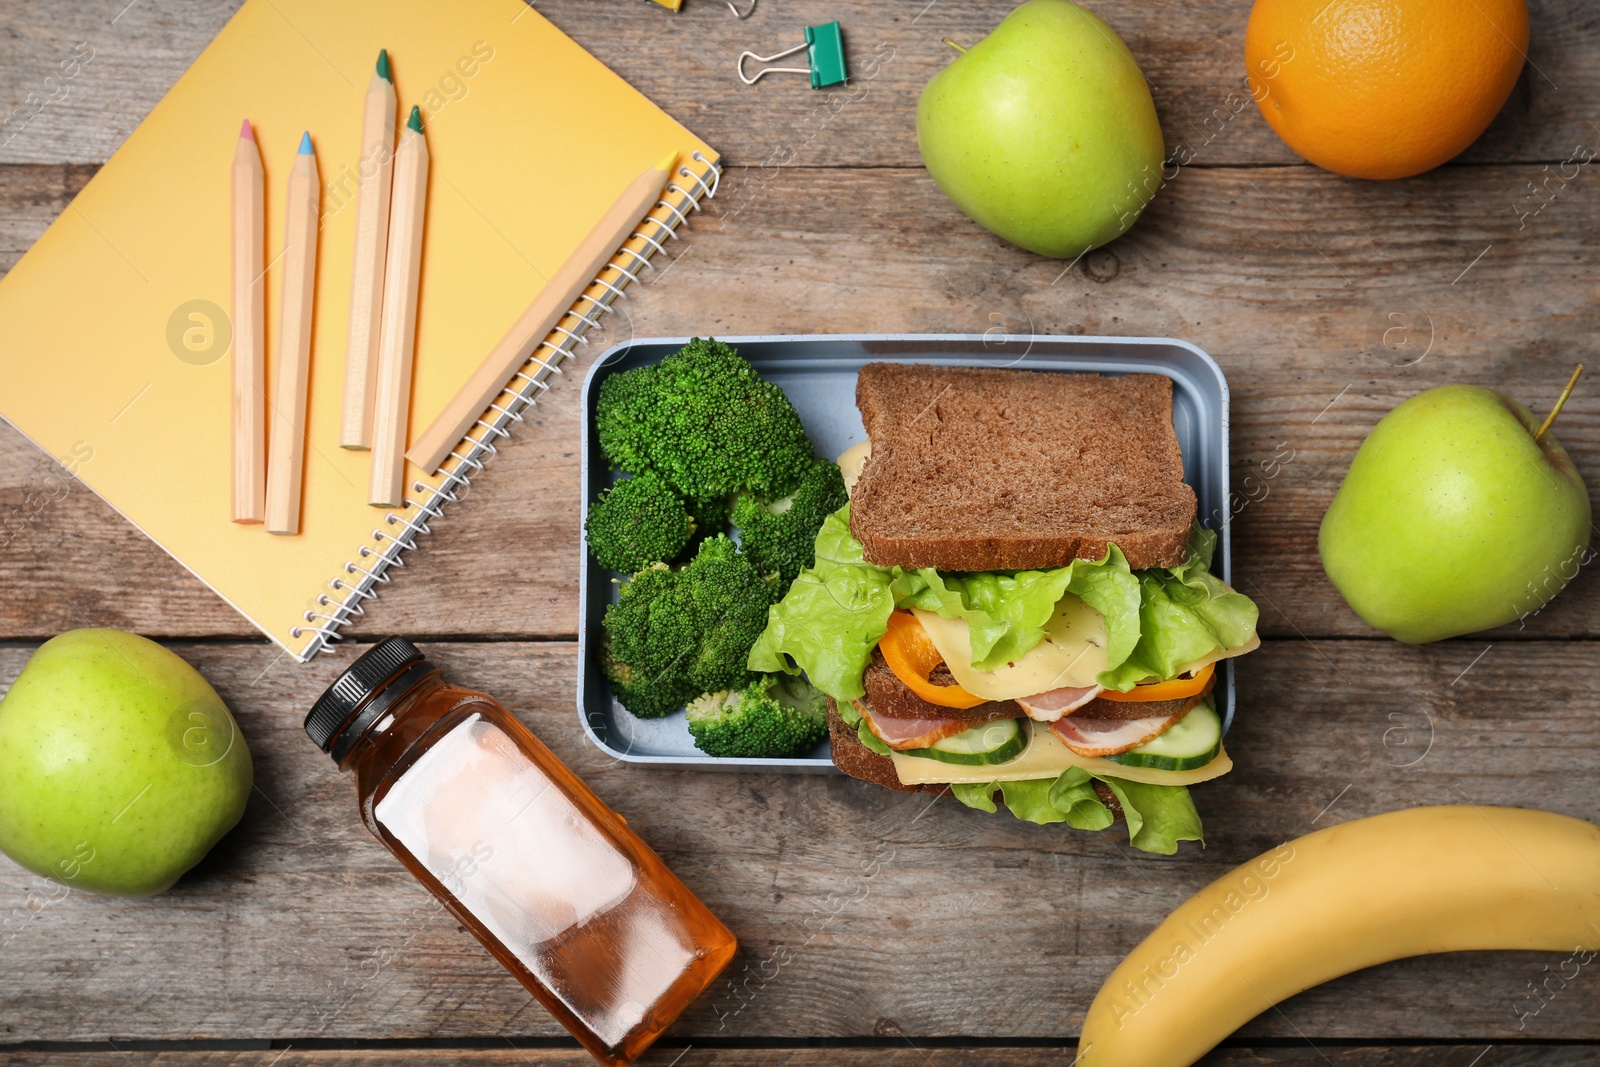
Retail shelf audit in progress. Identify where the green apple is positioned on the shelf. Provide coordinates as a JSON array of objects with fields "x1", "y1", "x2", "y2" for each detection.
[
  {"x1": 916, "y1": 0, "x2": 1165, "y2": 259},
  {"x1": 0, "y1": 629, "x2": 252, "y2": 896},
  {"x1": 1319, "y1": 383, "x2": 1592, "y2": 643}
]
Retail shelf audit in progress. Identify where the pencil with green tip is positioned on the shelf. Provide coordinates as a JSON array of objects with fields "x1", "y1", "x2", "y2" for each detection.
[
  {"x1": 407, "y1": 151, "x2": 681, "y2": 474},
  {"x1": 265, "y1": 131, "x2": 319, "y2": 535},
  {"x1": 340, "y1": 49, "x2": 397, "y2": 450},
  {"x1": 370, "y1": 106, "x2": 429, "y2": 507}
]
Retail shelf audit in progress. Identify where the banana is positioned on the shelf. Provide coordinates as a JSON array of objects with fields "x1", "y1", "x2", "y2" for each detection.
[{"x1": 1077, "y1": 805, "x2": 1600, "y2": 1066}]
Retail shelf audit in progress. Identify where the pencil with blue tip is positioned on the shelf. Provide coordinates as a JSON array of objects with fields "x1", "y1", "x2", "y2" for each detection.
[
  {"x1": 340, "y1": 49, "x2": 397, "y2": 450},
  {"x1": 265, "y1": 131, "x2": 319, "y2": 535},
  {"x1": 230, "y1": 118, "x2": 265, "y2": 523},
  {"x1": 370, "y1": 106, "x2": 430, "y2": 507}
]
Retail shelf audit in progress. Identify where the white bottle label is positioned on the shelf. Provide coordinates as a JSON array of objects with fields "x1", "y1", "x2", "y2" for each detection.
[{"x1": 375, "y1": 713, "x2": 637, "y2": 946}]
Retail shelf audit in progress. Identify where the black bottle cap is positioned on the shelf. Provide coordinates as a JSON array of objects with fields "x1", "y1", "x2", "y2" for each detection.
[{"x1": 304, "y1": 637, "x2": 426, "y2": 756}]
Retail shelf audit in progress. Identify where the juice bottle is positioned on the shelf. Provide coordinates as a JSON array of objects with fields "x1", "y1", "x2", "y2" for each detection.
[{"x1": 304, "y1": 637, "x2": 736, "y2": 1065}]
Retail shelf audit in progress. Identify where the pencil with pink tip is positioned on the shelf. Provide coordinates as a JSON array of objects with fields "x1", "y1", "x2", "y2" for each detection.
[{"x1": 230, "y1": 118, "x2": 265, "y2": 524}]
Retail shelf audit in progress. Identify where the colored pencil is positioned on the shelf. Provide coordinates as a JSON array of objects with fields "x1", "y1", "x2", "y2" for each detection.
[
  {"x1": 264, "y1": 132, "x2": 319, "y2": 535},
  {"x1": 340, "y1": 49, "x2": 397, "y2": 450},
  {"x1": 407, "y1": 153, "x2": 679, "y2": 474},
  {"x1": 230, "y1": 119, "x2": 266, "y2": 523},
  {"x1": 369, "y1": 106, "x2": 429, "y2": 507}
]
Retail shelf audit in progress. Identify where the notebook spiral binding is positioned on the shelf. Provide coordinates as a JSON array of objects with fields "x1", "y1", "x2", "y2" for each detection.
[{"x1": 290, "y1": 151, "x2": 722, "y2": 660}]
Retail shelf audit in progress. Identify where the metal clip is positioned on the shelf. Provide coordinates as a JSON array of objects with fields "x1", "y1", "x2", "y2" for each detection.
[{"x1": 738, "y1": 22, "x2": 847, "y2": 88}]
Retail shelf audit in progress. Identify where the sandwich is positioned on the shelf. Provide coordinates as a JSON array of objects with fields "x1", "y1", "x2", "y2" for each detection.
[{"x1": 748, "y1": 363, "x2": 1260, "y2": 854}]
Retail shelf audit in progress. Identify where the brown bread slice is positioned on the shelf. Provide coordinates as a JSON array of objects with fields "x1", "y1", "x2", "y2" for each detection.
[
  {"x1": 850, "y1": 363, "x2": 1196, "y2": 571},
  {"x1": 826, "y1": 698, "x2": 943, "y2": 794},
  {"x1": 862, "y1": 650, "x2": 1020, "y2": 722},
  {"x1": 826, "y1": 698, "x2": 1123, "y2": 820},
  {"x1": 1069, "y1": 676, "x2": 1216, "y2": 722}
]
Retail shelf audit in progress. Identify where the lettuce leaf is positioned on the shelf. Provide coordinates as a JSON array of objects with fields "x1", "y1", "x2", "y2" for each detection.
[
  {"x1": 747, "y1": 507, "x2": 897, "y2": 700},
  {"x1": 1096, "y1": 777, "x2": 1205, "y2": 854},
  {"x1": 950, "y1": 782, "x2": 1000, "y2": 813},
  {"x1": 749, "y1": 505, "x2": 1144, "y2": 698},
  {"x1": 995, "y1": 779, "x2": 1072, "y2": 825},
  {"x1": 948, "y1": 769, "x2": 1202, "y2": 854},
  {"x1": 1047, "y1": 768, "x2": 1119, "y2": 832},
  {"x1": 1097, "y1": 527, "x2": 1261, "y2": 691},
  {"x1": 893, "y1": 548, "x2": 1141, "y2": 672},
  {"x1": 748, "y1": 510, "x2": 1257, "y2": 702}
]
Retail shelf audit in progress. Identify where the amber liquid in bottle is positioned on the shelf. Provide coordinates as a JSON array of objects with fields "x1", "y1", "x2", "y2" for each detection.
[{"x1": 332, "y1": 669, "x2": 736, "y2": 1066}]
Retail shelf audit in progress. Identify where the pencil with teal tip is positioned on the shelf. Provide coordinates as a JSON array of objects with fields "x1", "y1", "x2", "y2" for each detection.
[
  {"x1": 341, "y1": 47, "x2": 399, "y2": 449},
  {"x1": 230, "y1": 118, "x2": 265, "y2": 523},
  {"x1": 370, "y1": 105, "x2": 429, "y2": 507},
  {"x1": 265, "y1": 131, "x2": 320, "y2": 535}
]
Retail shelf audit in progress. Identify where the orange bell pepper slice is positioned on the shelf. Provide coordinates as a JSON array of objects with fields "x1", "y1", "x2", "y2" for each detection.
[
  {"x1": 1098, "y1": 662, "x2": 1215, "y2": 702},
  {"x1": 877, "y1": 610, "x2": 988, "y2": 710}
]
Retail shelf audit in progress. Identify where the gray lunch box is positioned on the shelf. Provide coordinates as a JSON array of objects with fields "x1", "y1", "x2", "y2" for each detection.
[{"x1": 577, "y1": 333, "x2": 1234, "y2": 771}]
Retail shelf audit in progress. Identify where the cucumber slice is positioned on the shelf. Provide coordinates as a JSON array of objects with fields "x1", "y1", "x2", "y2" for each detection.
[
  {"x1": 903, "y1": 718, "x2": 1027, "y2": 766},
  {"x1": 1106, "y1": 701, "x2": 1222, "y2": 771}
]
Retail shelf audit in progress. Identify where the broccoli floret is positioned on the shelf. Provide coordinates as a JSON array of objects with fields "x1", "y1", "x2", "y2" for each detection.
[
  {"x1": 602, "y1": 637, "x2": 696, "y2": 719},
  {"x1": 677, "y1": 535, "x2": 777, "y2": 692},
  {"x1": 684, "y1": 493, "x2": 732, "y2": 555},
  {"x1": 591, "y1": 362, "x2": 658, "y2": 476},
  {"x1": 594, "y1": 338, "x2": 815, "y2": 499},
  {"x1": 585, "y1": 473, "x2": 693, "y2": 574},
  {"x1": 686, "y1": 674, "x2": 829, "y2": 758},
  {"x1": 602, "y1": 536, "x2": 777, "y2": 718},
  {"x1": 732, "y1": 458, "x2": 848, "y2": 592},
  {"x1": 603, "y1": 563, "x2": 698, "y2": 697}
]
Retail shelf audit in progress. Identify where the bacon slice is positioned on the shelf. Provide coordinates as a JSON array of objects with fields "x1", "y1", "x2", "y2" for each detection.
[
  {"x1": 1050, "y1": 708, "x2": 1187, "y2": 758},
  {"x1": 1015, "y1": 685, "x2": 1102, "y2": 722},
  {"x1": 857, "y1": 702, "x2": 994, "y2": 751}
]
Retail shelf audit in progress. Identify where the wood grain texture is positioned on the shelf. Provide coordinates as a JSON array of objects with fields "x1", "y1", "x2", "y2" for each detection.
[
  {"x1": 3, "y1": 162, "x2": 1600, "y2": 640},
  {"x1": 4, "y1": 0, "x2": 1600, "y2": 1056},
  {"x1": 0, "y1": 1, "x2": 1596, "y2": 169},
  {"x1": 0, "y1": 1049, "x2": 1594, "y2": 1067},
  {"x1": 2, "y1": 639, "x2": 1597, "y2": 1044}
]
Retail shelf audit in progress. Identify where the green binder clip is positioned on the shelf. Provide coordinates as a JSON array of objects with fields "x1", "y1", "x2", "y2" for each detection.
[{"x1": 738, "y1": 21, "x2": 847, "y2": 88}]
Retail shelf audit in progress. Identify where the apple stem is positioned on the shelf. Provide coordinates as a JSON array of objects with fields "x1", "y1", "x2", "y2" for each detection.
[
  {"x1": 1534, "y1": 363, "x2": 1585, "y2": 444},
  {"x1": 940, "y1": 36, "x2": 968, "y2": 54}
]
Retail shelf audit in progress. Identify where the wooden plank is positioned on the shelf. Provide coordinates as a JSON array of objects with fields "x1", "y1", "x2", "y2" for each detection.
[
  {"x1": 2, "y1": 639, "x2": 1597, "y2": 1043},
  {"x1": 0, "y1": 162, "x2": 94, "y2": 269},
  {"x1": 0, "y1": 1048, "x2": 1594, "y2": 1067},
  {"x1": 0, "y1": 0, "x2": 1596, "y2": 169},
  {"x1": 3, "y1": 161, "x2": 1600, "y2": 640}
]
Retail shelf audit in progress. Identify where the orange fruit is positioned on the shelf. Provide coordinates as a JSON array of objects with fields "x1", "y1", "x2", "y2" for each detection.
[{"x1": 1244, "y1": 0, "x2": 1529, "y2": 179}]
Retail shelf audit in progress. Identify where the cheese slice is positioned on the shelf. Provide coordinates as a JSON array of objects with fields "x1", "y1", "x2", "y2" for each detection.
[
  {"x1": 913, "y1": 607, "x2": 1259, "y2": 700},
  {"x1": 1170, "y1": 632, "x2": 1261, "y2": 679},
  {"x1": 911, "y1": 596, "x2": 1107, "y2": 700},
  {"x1": 837, "y1": 440, "x2": 871, "y2": 496},
  {"x1": 889, "y1": 719, "x2": 1233, "y2": 787}
]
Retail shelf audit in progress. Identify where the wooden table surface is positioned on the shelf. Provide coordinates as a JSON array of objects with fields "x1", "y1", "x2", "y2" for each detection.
[{"x1": 4, "y1": 1, "x2": 1600, "y2": 1064}]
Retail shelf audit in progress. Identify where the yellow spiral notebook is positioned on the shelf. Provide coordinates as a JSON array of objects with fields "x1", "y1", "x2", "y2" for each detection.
[{"x1": 0, "y1": 0, "x2": 718, "y2": 660}]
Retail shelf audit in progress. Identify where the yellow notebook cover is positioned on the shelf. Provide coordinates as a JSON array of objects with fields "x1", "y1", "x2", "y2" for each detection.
[{"x1": 0, "y1": 0, "x2": 717, "y2": 660}]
